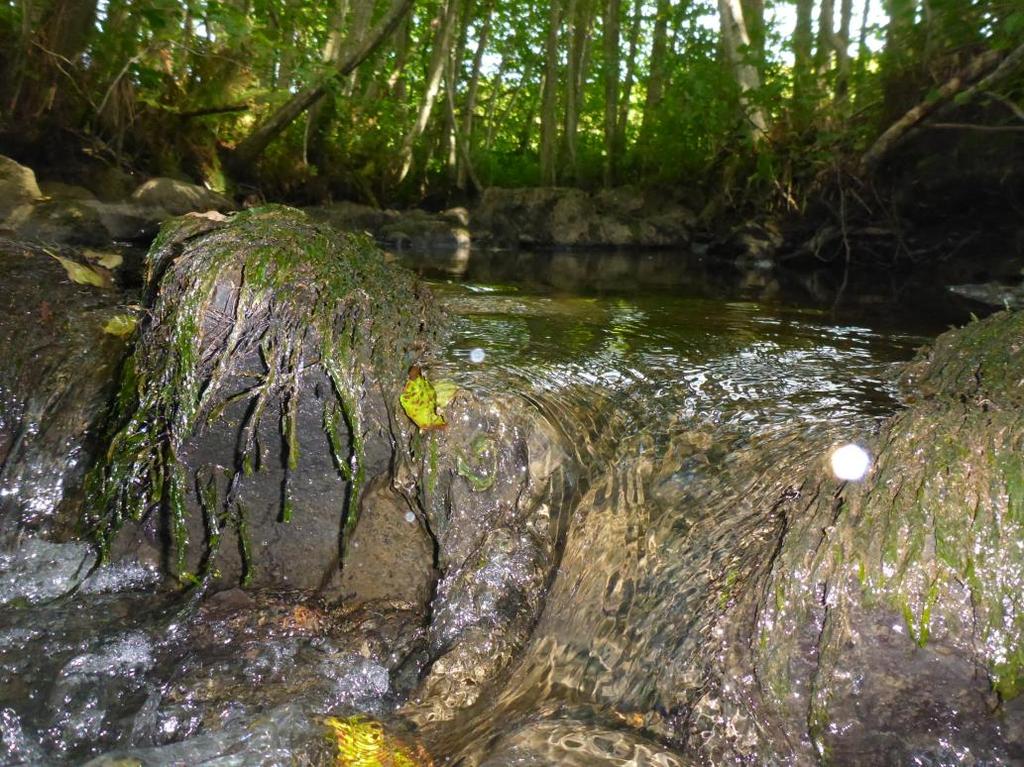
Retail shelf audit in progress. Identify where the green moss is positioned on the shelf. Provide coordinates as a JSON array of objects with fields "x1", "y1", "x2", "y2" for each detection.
[{"x1": 84, "y1": 205, "x2": 437, "y2": 583}]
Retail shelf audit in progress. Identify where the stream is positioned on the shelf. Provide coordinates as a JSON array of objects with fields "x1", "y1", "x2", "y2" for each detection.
[{"x1": 0, "y1": 247, "x2": 970, "y2": 765}]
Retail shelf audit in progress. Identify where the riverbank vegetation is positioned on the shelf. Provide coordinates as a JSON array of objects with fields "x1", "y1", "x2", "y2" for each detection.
[{"x1": 1, "y1": 0, "x2": 1020, "y2": 212}]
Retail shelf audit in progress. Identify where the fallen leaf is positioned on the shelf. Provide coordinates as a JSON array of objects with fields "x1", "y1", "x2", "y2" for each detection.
[
  {"x1": 103, "y1": 314, "x2": 138, "y2": 337},
  {"x1": 83, "y1": 249, "x2": 124, "y2": 269},
  {"x1": 400, "y1": 370, "x2": 446, "y2": 430},
  {"x1": 433, "y1": 379, "x2": 458, "y2": 409},
  {"x1": 46, "y1": 250, "x2": 109, "y2": 288},
  {"x1": 185, "y1": 210, "x2": 229, "y2": 221}
]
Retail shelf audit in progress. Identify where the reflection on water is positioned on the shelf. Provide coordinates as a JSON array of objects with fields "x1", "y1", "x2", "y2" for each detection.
[{"x1": 1, "y1": 248, "x2": 939, "y2": 765}]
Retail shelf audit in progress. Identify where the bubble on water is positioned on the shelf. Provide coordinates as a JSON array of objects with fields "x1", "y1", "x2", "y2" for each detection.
[
  {"x1": 404, "y1": 511, "x2": 416, "y2": 524},
  {"x1": 469, "y1": 347, "x2": 486, "y2": 363},
  {"x1": 830, "y1": 443, "x2": 870, "y2": 481}
]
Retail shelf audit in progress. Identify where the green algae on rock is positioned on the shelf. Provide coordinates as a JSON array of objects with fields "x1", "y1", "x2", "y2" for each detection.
[
  {"x1": 714, "y1": 309, "x2": 1024, "y2": 762},
  {"x1": 85, "y1": 205, "x2": 439, "y2": 590}
]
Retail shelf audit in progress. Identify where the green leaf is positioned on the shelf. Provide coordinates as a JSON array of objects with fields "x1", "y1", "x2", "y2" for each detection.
[
  {"x1": 400, "y1": 372, "x2": 446, "y2": 430},
  {"x1": 103, "y1": 314, "x2": 138, "y2": 337}
]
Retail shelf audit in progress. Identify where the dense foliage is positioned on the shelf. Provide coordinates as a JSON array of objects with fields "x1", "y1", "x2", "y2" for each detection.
[{"x1": 1, "y1": 0, "x2": 1021, "y2": 204}]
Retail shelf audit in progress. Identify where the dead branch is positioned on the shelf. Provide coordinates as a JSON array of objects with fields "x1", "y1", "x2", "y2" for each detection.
[{"x1": 860, "y1": 43, "x2": 1023, "y2": 173}]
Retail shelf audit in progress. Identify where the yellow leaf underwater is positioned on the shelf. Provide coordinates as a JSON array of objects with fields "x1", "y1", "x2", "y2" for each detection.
[
  {"x1": 323, "y1": 715, "x2": 432, "y2": 767},
  {"x1": 103, "y1": 314, "x2": 138, "y2": 337}
]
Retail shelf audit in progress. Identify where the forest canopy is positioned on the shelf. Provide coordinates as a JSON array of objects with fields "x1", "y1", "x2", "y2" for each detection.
[{"x1": 1, "y1": 0, "x2": 1021, "y2": 205}]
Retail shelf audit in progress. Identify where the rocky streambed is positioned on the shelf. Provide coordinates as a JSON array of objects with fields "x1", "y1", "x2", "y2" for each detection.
[{"x1": 1, "y1": 200, "x2": 1022, "y2": 765}]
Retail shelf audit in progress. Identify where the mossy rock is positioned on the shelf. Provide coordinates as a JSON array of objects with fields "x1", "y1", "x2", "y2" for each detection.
[
  {"x1": 86, "y1": 206, "x2": 439, "y2": 595},
  {"x1": 709, "y1": 310, "x2": 1024, "y2": 763}
]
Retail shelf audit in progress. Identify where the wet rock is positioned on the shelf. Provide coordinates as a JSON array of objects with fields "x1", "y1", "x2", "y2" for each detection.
[
  {"x1": 402, "y1": 386, "x2": 571, "y2": 723},
  {"x1": 4, "y1": 197, "x2": 112, "y2": 246},
  {"x1": 0, "y1": 238, "x2": 131, "y2": 534},
  {"x1": 129, "y1": 177, "x2": 234, "y2": 216},
  {"x1": 708, "y1": 219, "x2": 783, "y2": 266},
  {"x1": 0, "y1": 155, "x2": 42, "y2": 221},
  {"x1": 89, "y1": 206, "x2": 438, "y2": 596},
  {"x1": 696, "y1": 310, "x2": 1024, "y2": 763},
  {"x1": 948, "y1": 280, "x2": 1024, "y2": 310},
  {"x1": 338, "y1": 476, "x2": 436, "y2": 608},
  {"x1": 159, "y1": 590, "x2": 428, "y2": 730},
  {"x1": 473, "y1": 186, "x2": 695, "y2": 249}
]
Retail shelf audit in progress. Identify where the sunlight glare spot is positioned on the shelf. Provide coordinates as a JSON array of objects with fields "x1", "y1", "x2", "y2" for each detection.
[{"x1": 831, "y1": 444, "x2": 871, "y2": 481}]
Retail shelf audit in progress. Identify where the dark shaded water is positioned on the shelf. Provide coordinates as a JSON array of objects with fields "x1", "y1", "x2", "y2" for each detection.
[{"x1": 1, "y1": 248, "x2": 967, "y2": 765}]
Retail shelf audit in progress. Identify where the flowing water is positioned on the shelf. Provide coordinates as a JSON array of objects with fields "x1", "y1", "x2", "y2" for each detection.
[{"x1": 0, "y1": 248, "x2": 966, "y2": 765}]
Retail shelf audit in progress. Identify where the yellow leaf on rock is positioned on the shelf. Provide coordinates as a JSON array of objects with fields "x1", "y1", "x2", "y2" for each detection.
[{"x1": 400, "y1": 372, "x2": 446, "y2": 430}]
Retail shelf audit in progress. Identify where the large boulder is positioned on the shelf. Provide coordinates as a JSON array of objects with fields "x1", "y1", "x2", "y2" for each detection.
[
  {"x1": 79, "y1": 204, "x2": 576, "y2": 733},
  {"x1": 3, "y1": 197, "x2": 112, "y2": 246},
  {"x1": 0, "y1": 238, "x2": 132, "y2": 536},
  {"x1": 473, "y1": 186, "x2": 695, "y2": 249},
  {"x1": 87, "y1": 206, "x2": 437, "y2": 595},
  {"x1": 129, "y1": 177, "x2": 233, "y2": 216},
  {"x1": 685, "y1": 310, "x2": 1024, "y2": 763},
  {"x1": 0, "y1": 155, "x2": 42, "y2": 221}
]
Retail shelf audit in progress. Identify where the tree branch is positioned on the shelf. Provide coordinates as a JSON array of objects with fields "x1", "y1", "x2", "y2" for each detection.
[
  {"x1": 859, "y1": 44, "x2": 1021, "y2": 173},
  {"x1": 226, "y1": 0, "x2": 414, "y2": 171}
]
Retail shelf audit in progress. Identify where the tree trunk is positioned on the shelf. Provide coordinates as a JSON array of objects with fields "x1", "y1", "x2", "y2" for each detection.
[
  {"x1": 443, "y1": 0, "x2": 472, "y2": 185},
  {"x1": 562, "y1": 0, "x2": 580, "y2": 182},
  {"x1": 226, "y1": 0, "x2": 414, "y2": 172},
  {"x1": 14, "y1": 0, "x2": 98, "y2": 119},
  {"x1": 815, "y1": 0, "x2": 834, "y2": 76},
  {"x1": 602, "y1": 0, "x2": 621, "y2": 187},
  {"x1": 639, "y1": 0, "x2": 671, "y2": 148},
  {"x1": 343, "y1": 0, "x2": 375, "y2": 96},
  {"x1": 304, "y1": 0, "x2": 352, "y2": 167},
  {"x1": 395, "y1": 0, "x2": 459, "y2": 184},
  {"x1": 563, "y1": 0, "x2": 595, "y2": 182},
  {"x1": 386, "y1": 13, "x2": 412, "y2": 101},
  {"x1": 718, "y1": 0, "x2": 768, "y2": 141},
  {"x1": 833, "y1": 0, "x2": 854, "y2": 103},
  {"x1": 540, "y1": 0, "x2": 564, "y2": 185},
  {"x1": 615, "y1": 0, "x2": 642, "y2": 158},
  {"x1": 445, "y1": 51, "x2": 483, "y2": 194},
  {"x1": 457, "y1": 3, "x2": 491, "y2": 190},
  {"x1": 791, "y1": 0, "x2": 814, "y2": 126},
  {"x1": 880, "y1": 0, "x2": 918, "y2": 117}
]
